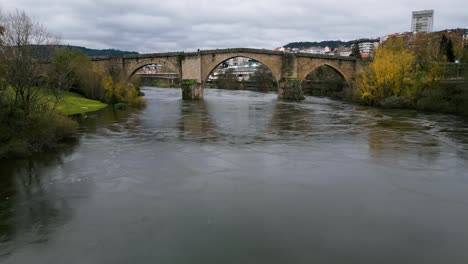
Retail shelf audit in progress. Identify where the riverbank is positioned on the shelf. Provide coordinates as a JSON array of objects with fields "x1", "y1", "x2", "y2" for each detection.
[
  {"x1": 349, "y1": 80, "x2": 468, "y2": 117},
  {"x1": 0, "y1": 91, "x2": 108, "y2": 159},
  {"x1": 56, "y1": 92, "x2": 108, "y2": 115}
]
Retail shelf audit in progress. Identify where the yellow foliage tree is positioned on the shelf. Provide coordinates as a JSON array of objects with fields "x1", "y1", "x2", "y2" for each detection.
[
  {"x1": 103, "y1": 75, "x2": 125, "y2": 104},
  {"x1": 372, "y1": 37, "x2": 416, "y2": 97},
  {"x1": 102, "y1": 75, "x2": 145, "y2": 107},
  {"x1": 353, "y1": 36, "x2": 417, "y2": 103}
]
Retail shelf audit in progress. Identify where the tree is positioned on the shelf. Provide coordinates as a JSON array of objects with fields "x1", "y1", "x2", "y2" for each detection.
[
  {"x1": 446, "y1": 39, "x2": 455, "y2": 62},
  {"x1": 250, "y1": 65, "x2": 276, "y2": 91},
  {"x1": 216, "y1": 68, "x2": 239, "y2": 90},
  {"x1": 103, "y1": 75, "x2": 124, "y2": 104},
  {"x1": 353, "y1": 36, "x2": 417, "y2": 103},
  {"x1": 47, "y1": 49, "x2": 90, "y2": 111},
  {"x1": 351, "y1": 42, "x2": 361, "y2": 58},
  {"x1": 372, "y1": 38, "x2": 416, "y2": 97},
  {"x1": 440, "y1": 34, "x2": 455, "y2": 62},
  {"x1": 0, "y1": 10, "x2": 55, "y2": 116}
]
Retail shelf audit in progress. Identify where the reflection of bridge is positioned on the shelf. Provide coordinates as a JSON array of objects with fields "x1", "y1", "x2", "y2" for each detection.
[{"x1": 92, "y1": 48, "x2": 368, "y2": 100}]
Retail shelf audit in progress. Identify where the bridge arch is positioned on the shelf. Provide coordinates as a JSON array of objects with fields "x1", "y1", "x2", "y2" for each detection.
[
  {"x1": 126, "y1": 58, "x2": 180, "y2": 79},
  {"x1": 299, "y1": 63, "x2": 350, "y2": 86},
  {"x1": 201, "y1": 53, "x2": 282, "y2": 85},
  {"x1": 300, "y1": 63, "x2": 350, "y2": 98}
]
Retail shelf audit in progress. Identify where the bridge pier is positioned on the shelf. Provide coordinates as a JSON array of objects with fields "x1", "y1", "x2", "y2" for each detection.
[
  {"x1": 181, "y1": 80, "x2": 204, "y2": 100},
  {"x1": 278, "y1": 78, "x2": 305, "y2": 101}
]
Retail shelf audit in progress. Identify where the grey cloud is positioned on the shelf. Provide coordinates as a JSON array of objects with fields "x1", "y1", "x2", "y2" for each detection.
[{"x1": 1, "y1": 0, "x2": 467, "y2": 53}]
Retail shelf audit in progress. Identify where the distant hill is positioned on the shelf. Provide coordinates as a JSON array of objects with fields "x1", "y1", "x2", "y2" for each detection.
[
  {"x1": 60, "y1": 45, "x2": 139, "y2": 57},
  {"x1": 29, "y1": 45, "x2": 139, "y2": 60},
  {"x1": 284, "y1": 41, "x2": 354, "y2": 49}
]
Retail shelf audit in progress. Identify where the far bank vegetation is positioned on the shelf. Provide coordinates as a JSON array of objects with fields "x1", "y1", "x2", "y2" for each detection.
[{"x1": 352, "y1": 32, "x2": 468, "y2": 116}]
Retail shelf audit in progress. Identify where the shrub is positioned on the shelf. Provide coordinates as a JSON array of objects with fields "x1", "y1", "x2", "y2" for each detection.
[
  {"x1": 0, "y1": 105, "x2": 78, "y2": 159},
  {"x1": 379, "y1": 96, "x2": 411, "y2": 109}
]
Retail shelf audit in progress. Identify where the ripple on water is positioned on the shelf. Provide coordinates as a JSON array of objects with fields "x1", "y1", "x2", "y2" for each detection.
[{"x1": 2, "y1": 87, "x2": 468, "y2": 264}]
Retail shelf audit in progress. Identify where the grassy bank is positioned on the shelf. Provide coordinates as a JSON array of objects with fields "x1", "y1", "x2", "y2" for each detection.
[
  {"x1": 0, "y1": 90, "x2": 107, "y2": 159},
  {"x1": 56, "y1": 92, "x2": 108, "y2": 115}
]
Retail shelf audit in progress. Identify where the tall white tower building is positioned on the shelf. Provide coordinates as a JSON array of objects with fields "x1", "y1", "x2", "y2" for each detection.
[{"x1": 411, "y1": 10, "x2": 434, "y2": 33}]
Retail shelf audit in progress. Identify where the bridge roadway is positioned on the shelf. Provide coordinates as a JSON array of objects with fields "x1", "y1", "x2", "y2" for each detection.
[{"x1": 91, "y1": 48, "x2": 367, "y2": 100}]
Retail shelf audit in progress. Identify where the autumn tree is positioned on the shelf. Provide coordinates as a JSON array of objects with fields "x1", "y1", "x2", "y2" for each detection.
[
  {"x1": 101, "y1": 63, "x2": 145, "y2": 107},
  {"x1": 353, "y1": 36, "x2": 416, "y2": 103},
  {"x1": 103, "y1": 75, "x2": 125, "y2": 104}
]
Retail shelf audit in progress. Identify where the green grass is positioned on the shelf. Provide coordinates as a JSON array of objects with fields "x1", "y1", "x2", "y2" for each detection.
[{"x1": 56, "y1": 92, "x2": 107, "y2": 115}]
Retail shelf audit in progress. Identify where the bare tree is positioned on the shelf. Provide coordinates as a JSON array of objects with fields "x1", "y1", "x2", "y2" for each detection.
[{"x1": 0, "y1": 9, "x2": 54, "y2": 116}]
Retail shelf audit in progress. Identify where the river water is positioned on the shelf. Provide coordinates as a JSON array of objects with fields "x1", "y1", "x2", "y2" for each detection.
[{"x1": 1, "y1": 87, "x2": 468, "y2": 263}]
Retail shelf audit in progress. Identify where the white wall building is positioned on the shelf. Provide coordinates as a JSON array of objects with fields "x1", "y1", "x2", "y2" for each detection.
[
  {"x1": 334, "y1": 47, "x2": 352, "y2": 57},
  {"x1": 299, "y1": 46, "x2": 331, "y2": 55},
  {"x1": 358, "y1": 41, "x2": 379, "y2": 54},
  {"x1": 353, "y1": 38, "x2": 380, "y2": 56},
  {"x1": 411, "y1": 10, "x2": 434, "y2": 33}
]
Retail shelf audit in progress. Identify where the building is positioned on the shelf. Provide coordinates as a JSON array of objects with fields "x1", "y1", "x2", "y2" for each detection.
[
  {"x1": 209, "y1": 57, "x2": 261, "y2": 81},
  {"x1": 411, "y1": 10, "x2": 434, "y2": 33},
  {"x1": 353, "y1": 38, "x2": 380, "y2": 56},
  {"x1": 334, "y1": 47, "x2": 352, "y2": 57},
  {"x1": 299, "y1": 46, "x2": 331, "y2": 55},
  {"x1": 223, "y1": 57, "x2": 251, "y2": 67},
  {"x1": 358, "y1": 40, "x2": 379, "y2": 54}
]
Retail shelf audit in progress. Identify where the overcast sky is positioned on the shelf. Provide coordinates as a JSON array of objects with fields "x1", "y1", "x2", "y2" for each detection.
[{"x1": 1, "y1": 0, "x2": 467, "y2": 53}]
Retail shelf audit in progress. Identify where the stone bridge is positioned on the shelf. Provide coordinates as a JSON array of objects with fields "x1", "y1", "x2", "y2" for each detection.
[{"x1": 91, "y1": 48, "x2": 367, "y2": 100}]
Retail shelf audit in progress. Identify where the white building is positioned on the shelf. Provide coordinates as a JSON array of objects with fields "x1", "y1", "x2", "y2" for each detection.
[
  {"x1": 334, "y1": 47, "x2": 352, "y2": 57},
  {"x1": 358, "y1": 41, "x2": 379, "y2": 54},
  {"x1": 353, "y1": 38, "x2": 380, "y2": 56},
  {"x1": 299, "y1": 46, "x2": 331, "y2": 55},
  {"x1": 411, "y1": 10, "x2": 434, "y2": 33},
  {"x1": 209, "y1": 57, "x2": 261, "y2": 81},
  {"x1": 223, "y1": 57, "x2": 251, "y2": 67}
]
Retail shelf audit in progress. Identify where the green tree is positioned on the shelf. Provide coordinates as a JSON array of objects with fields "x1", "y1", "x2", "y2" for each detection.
[
  {"x1": 351, "y1": 42, "x2": 361, "y2": 58},
  {"x1": 216, "y1": 68, "x2": 239, "y2": 90},
  {"x1": 250, "y1": 65, "x2": 276, "y2": 91},
  {"x1": 440, "y1": 34, "x2": 455, "y2": 62},
  {"x1": 48, "y1": 49, "x2": 90, "y2": 110}
]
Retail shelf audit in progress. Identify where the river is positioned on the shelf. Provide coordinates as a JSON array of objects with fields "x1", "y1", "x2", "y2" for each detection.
[{"x1": 1, "y1": 87, "x2": 468, "y2": 263}]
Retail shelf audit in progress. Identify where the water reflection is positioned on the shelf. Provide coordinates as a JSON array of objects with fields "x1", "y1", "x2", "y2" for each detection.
[
  {"x1": 366, "y1": 110, "x2": 444, "y2": 162},
  {"x1": 76, "y1": 106, "x2": 141, "y2": 133},
  {"x1": 179, "y1": 100, "x2": 219, "y2": 141},
  {"x1": 269, "y1": 101, "x2": 313, "y2": 134},
  {"x1": 0, "y1": 143, "x2": 78, "y2": 257}
]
